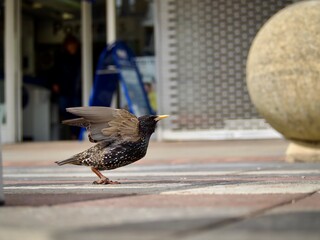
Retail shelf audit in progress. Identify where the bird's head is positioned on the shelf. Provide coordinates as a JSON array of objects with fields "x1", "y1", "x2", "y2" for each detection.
[{"x1": 138, "y1": 115, "x2": 169, "y2": 136}]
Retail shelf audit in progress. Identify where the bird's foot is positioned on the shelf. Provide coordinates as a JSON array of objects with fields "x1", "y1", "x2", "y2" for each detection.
[{"x1": 93, "y1": 177, "x2": 121, "y2": 185}]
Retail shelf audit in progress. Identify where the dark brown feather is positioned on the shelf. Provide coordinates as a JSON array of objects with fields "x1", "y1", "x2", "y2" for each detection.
[{"x1": 62, "y1": 118, "x2": 89, "y2": 128}]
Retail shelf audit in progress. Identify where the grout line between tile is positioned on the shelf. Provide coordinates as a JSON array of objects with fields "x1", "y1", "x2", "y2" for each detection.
[{"x1": 172, "y1": 190, "x2": 319, "y2": 238}]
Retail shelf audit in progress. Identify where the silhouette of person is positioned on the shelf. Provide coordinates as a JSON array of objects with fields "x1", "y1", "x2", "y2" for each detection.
[{"x1": 52, "y1": 34, "x2": 81, "y2": 139}]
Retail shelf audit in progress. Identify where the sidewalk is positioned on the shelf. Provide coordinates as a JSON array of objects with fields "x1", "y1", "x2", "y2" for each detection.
[{"x1": 1, "y1": 139, "x2": 320, "y2": 240}]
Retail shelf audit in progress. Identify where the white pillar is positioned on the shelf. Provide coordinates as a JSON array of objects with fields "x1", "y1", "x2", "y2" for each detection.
[
  {"x1": 4, "y1": 0, "x2": 22, "y2": 143},
  {"x1": 16, "y1": 0, "x2": 22, "y2": 141},
  {"x1": 107, "y1": 0, "x2": 116, "y2": 44},
  {"x1": 106, "y1": 0, "x2": 118, "y2": 108},
  {"x1": 81, "y1": 0, "x2": 93, "y2": 106}
]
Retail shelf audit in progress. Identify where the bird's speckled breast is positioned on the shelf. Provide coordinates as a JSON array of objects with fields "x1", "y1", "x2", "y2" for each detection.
[{"x1": 101, "y1": 137, "x2": 150, "y2": 170}]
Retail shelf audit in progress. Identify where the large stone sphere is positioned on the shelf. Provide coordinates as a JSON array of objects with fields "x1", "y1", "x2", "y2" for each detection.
[{"x1": 247, "y1": 1, "x2": 320, "y2": 142}]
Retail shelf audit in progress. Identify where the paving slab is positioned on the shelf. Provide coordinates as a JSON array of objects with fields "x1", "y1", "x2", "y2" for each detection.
[
  {"x1": 2, "y1": 139, "x2": 288, "y2": 165},
  {"x1": 268, "y1": 192, "x2": 320, "y2": 212},
  {"x1": 1, "y1": 140, "x2": 320, "y2": 240},
  {"x1": 186, "y1": 211, "x2": 320, "y2": 240}
]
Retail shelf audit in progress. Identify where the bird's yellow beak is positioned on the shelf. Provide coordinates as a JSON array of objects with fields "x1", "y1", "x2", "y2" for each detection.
[{"x1": 155, "y1": 115, "x2": 169, "y2": 121}]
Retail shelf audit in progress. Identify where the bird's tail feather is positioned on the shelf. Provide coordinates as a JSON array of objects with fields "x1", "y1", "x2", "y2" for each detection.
[{"x1": 55, "y1": 157, "x2": 81, "y2": 166}]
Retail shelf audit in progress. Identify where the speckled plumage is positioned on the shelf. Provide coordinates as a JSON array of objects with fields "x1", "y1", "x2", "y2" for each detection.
[
  {"x1": 74, "y1": 133, "x2": 150, "y2": 170},
  {"x1": 55, "y1": 107, "x2": 168, "y2": 184}
]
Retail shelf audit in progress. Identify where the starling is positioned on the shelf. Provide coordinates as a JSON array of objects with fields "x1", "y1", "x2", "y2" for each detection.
[{"x1": 55, "y1": 107, "x2": 169, "y2": 184}]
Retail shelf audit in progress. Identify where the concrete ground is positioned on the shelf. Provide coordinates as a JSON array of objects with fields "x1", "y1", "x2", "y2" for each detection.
[{"x1": 1, "y1": 139, "x2": 320, "y2": 240}]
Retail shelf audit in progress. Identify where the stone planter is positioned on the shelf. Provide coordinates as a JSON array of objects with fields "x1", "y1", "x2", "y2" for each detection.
[{"x1": 246, "y1": 1, "x2": 320, "y2": 162}]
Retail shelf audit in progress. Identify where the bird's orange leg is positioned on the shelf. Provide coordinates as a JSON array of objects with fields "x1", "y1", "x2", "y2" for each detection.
[{"x1": 91, "y1": 167, "x2": 120, "y2": 185}]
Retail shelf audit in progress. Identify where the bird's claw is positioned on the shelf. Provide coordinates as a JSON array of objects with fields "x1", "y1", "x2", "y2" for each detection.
[{"x1": 93, "y1": 178, "x2": 121, "y2": 185}]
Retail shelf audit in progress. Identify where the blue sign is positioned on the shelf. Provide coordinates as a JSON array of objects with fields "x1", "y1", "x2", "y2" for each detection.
[{"x1": 89, "y1": 41, "x2": 154, "y2": 116}]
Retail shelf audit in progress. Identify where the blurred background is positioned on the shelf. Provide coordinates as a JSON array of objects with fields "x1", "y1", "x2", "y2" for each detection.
[{"x1": 0, "y1": 0, "x2": 296, "y2": 143}]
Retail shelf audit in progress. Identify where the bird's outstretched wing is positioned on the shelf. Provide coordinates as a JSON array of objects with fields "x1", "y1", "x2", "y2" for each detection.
[{"x1": 62, "y1": 107, "x2": 140, "y2": 143}]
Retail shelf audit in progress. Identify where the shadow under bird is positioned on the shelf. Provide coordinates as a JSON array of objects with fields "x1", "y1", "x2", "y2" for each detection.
[{"x1": 55, "y1": 107, "x2": 169, "y2": 184}]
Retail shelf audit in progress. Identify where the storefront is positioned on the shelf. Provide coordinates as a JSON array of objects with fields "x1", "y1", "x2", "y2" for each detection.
[
  {"x1": 0, "y1": 0, "x2": 155, "y2": 143},
  {"x1": 1, "y1": 0, "x2": 298, "y2": 143}
]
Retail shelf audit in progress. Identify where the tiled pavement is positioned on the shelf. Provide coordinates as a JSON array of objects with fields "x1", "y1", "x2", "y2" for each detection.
[{"x1": 1, "y1": 140, "x2": 320, "y2": 240}]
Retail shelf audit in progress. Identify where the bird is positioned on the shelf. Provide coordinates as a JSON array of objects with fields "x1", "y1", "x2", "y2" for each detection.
[{"x1": 55, "y1": 106, "x2": 169, "y2": 184}]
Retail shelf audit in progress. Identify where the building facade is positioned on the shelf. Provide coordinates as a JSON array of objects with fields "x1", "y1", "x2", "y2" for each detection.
[
  {"x1": 1, "y1": 0, "x2": 299, "y2": 142},
  {"x1": 155, "y1": 0, "x2": 294, "y2": 140}
]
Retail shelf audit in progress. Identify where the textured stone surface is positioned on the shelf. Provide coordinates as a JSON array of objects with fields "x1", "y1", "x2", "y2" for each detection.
[
  {"x1": 286, "y1": 141, "x2": 320, "y2": 162},
  {"x1": 246, "y1": 1, "x2": 320, "y2": 142}
]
